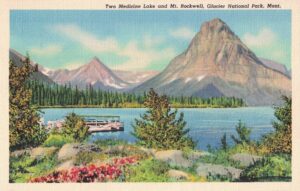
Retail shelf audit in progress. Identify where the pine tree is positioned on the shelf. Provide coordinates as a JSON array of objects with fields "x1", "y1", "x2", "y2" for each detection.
[
  {"x1": 9, "y1": 57, "x2": 47, "y2": 151},
  {"x1": 221, "y1": 133, "x2": 228, "y2": 151},
  {"x1": 231, "y1": 120, "x2": 251, "y2": 145},
  {"x1": 262, "y1": 96, "x2": 292, "y2": 154},
  {"x1": 132, "y1": 88, "x2": 195, "y2": 149},
  {"x1": 62, "y1": 112, "x2": 89, "y2": 142}
]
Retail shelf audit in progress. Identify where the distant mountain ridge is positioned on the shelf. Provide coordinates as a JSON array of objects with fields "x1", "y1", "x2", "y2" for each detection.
[
  {"x1": 9, "y1": 49, "x2": 159, "y2": 90},
  {"x1": 259, "y1": 58, "x2": 290, "y2": 78},
  {"x1": 46, "y1": 57, "x2": 159, "y2": 90},
  {"x1": 113, "y1": 70, "x2": 159, "y2": 85},
  {"x1": 9, "y1": 49, "x2": 54, "y2": 84},
  {"x1": 133, "y1": 18, "x2": 291, "y2": 106},
  {"x1": 48, "y1": 57, "x2": 129, "y2": 90},
  {"x1": 10, "y1": 17, "x2": 291, "y2": 106}
]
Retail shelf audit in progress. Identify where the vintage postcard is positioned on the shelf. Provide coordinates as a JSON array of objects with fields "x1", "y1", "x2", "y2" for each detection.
[{"x1": 0, "y1": 0, "x2": 299, "y2": 190}]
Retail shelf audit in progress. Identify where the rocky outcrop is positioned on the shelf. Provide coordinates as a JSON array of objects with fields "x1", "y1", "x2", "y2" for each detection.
[
  {"x1": 55, "y1": 159, "x2": 75, "y2": 171},
  {"x1": 186, "y1": 150, "x2": 211, "y2": 161},
  {"x1": 196, "y1": 163, "x2": 242, "y2": 179},
  {"x1": 154, "y1": 150, "x2": 192, "y2": 168},
  {"x1": 168, "y1": 170, "x2": 189, "y2": 181},
  {"x1": 57, "y1": 144, "x2": 79, "y2": 161},
  {"x1": 230, "y1": 153, "x2": 262, "y2": 167},
  {"x1": 30, "y1": 147, "x2": 58, "y2": 160},
  {"x1": 10, "y1": 149, "x2": 31, "y2": 158},
  {"x1": 57, "y1": 143, "x2": 101, "y2": 161}
]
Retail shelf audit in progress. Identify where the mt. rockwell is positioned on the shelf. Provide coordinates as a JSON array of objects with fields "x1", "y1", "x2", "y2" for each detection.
[{"x1": 133, "y1": 18, "x2": 291, "y2": 106}]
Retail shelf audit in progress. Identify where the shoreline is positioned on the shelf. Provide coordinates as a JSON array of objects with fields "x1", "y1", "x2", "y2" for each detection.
[{"x1": 37, "y1": 105, "x2": 246, "y2": 109}]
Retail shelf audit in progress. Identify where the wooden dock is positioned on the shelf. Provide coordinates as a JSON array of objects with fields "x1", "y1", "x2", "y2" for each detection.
[{"x1": 80, "y1": 115, "x2": 124, "y2": 133}]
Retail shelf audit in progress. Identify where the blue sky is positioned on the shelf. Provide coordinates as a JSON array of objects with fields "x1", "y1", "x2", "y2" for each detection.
[{"x1": 10, "y1": 10, "x2": 291, "y2": 71}]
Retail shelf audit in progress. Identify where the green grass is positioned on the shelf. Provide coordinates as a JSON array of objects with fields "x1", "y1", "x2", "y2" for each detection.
[
  {"x1": 43, "y1": 134, "x2": 74, "y2": 148},
  {"x1": 93, "y1": 139, "x2": 128, "y2": 147},
  {"x1": 124, "y1": 158, "x2": 170, "y2": 182},
  {"x1": 9, "y1": 154, "x2": 58, "y2": 183}
]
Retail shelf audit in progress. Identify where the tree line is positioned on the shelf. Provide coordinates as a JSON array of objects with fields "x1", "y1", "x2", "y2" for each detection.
[{"x1": 27, "y1": 80, "x2": 245, "y2": 108}]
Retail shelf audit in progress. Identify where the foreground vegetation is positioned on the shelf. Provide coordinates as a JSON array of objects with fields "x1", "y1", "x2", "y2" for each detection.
[
  {"x1": 9, "y1": 56, "x2": 292, "y2": 182},
  {"x1": 9, "y1": 92, "x2": 292, "y2": 183}
]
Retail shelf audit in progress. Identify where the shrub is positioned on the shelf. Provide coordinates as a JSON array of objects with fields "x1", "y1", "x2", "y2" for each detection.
[
  {"x1": 239, "y1": 154, "x2": 291, "y2": 181},
  {"x1": 125, "y1": 158, "x2": 170, "y2": 182},
  {"x1": 43, "y1": 134, "x2": 74, "y2": 147},
  {"x1": 229, "y1": 143, "x2": 259, "y2": 155},
  {"x1": 132, "y1": 88, "x2": 195, "y2": 150},
  {"x1": 61, "y1": 113, "x2": 89, "y2": 142},
  {"x1": 260, "y1": 96, "x2": 292, "y2": 154}
]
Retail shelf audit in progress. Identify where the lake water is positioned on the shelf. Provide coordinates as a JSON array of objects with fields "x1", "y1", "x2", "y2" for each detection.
[{"x1": 40, "y1": 107, "x2": 275, "y2": 150}]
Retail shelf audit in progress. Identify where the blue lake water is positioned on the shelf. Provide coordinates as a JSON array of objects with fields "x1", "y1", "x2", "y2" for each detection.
[{"x1": 40, "y1": 107, "x2": 275, "y2": 150}]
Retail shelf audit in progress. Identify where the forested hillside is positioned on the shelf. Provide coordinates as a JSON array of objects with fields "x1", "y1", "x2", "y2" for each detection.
[{"x1": 27, "y1": 81, "x2": 245, "y2": 108}]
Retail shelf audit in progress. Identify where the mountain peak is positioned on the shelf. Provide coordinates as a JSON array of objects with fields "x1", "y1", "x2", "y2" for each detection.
[
  {"x1": 134, "y1": 18, "x2": 291, "y2": 106},
  {"x1": 206, "y1": 18, "x2": 225, "y2": 26},
  {"x1": 199, "y1": 18, "x2": 236, "y2": 40},
  {"x1": 89, "y1": 56, "x2": 103, "y2": 66},
  {"x1": 92, "y1": 56, "x2": 101, "y2": 62},
  {"x1": 85, "y1": 56, "x2": 110, "y2": 71}
]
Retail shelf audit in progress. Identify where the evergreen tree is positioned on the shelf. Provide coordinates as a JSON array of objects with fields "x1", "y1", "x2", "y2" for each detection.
[
  {"x1": 132, "y1": 88, "x2": 195, "y2": 149},
  {"x1": 220, "y1": 133, "x2": 228, "y2": 151},
  {"x1": 27, "y1": 80, "x2": 245, "y2": 108},
  {"x1": 262, "y1": 96, "x2": 292, "y2": 154},
  {"x1": 62, "y1": 112, "x2": 89, "y2": 142},
  {"x1": 231, "y1": 120, "x2": 251, "y2": 145},
  {"x1": 9, "y1": 57, "x2": 47, "y2": 151}
]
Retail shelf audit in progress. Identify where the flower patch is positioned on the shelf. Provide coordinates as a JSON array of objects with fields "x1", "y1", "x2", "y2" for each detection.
[{"x1": 30, "y1": 156, "x2": 138, "y2": 183}]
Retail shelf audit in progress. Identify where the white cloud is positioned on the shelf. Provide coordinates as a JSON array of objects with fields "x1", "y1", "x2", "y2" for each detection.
[
  {"x1": 30, "y1": 44, "x2": 62, "y2": 56},
  {"x1": 170, "y1": 27, "x2": 195, "y2": 40},
  {"x1": 242, "y1": 28, "x2": 290, "y2": 65},
  {"x1": 143, "y1": 35, "x2": 165, "y2": 48},
  {"x1": 243, "y1": 28, "x2": 277, "y2": 48},
  {"x1": 52, "y1": 24, "x2": 177, "y2": 70},
  {"x1": 63, "y1": 61, "x2": 84, "y2": 70},
  {"x1": 116, "y1": 41, "x2": 176, "y2": 70},
  {"x1": 53, "y1": 24, "x2": 119, "y2": 53}
]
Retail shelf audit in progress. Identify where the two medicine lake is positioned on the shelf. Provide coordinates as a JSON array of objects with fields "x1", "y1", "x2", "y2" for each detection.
[{"x1": 41, "y1": 107, "x2": 275, "y2": 150}]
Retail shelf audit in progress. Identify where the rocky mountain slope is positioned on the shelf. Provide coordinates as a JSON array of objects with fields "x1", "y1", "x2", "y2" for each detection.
[
  {"x1": 133, "y1": 18, "x2": 291, "y2": 106},
  {"x1": 259, "y1": 58, "x2": 290, "y2": 78},
  {"x1": 48, "y1": 57, "x2": 129, "y2": 90},
  {"x1": 113, "y1": 70, "x2": 159, "y2": 85}
]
